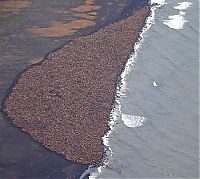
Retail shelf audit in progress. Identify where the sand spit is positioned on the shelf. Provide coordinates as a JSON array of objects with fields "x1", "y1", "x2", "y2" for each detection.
[{"x1": 3, "y1": 5, "x2": 150, "y2": 164}]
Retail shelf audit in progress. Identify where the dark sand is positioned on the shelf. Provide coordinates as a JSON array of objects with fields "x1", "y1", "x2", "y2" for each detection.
[{"x1": 3, "y1": 5, "x2": 150, "y2": 164}]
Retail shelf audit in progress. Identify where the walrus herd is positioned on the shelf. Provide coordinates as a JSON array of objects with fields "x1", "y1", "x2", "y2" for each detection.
[{"x1": 3, "y1": 5, "x2": 150, "y2": 164}]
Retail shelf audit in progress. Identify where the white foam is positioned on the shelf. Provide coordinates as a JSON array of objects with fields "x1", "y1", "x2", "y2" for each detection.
[
  {"x1": 120, "y1": 3, "x2": 161, "y2": 96},
  {"x1": 88, "y1": 101, "x2": 122, "y2": 179},
  {"x1": 153, "y1": 80, "x2": 158, "y2": 87},
  {"x1": 121, "y1": 114, "x2": 146, "y2": 128},
  {"x1": 163, "y1": 11, "x2": 187, "y2": 30},
  {"x1": 163, "y1": 1, "x2": 193, "y2": 30},
  {"x1": 179, "y1": 11, "x2": 186, "y2": 16},
  {"x1": 174, "y1": 2, "x2": 192, "y2": 10},
  {"x1": 151, "y1": 0, "x2": 167, "y2": 6},
  {"x1": 79, "y1": 165, "x2": 96, "y2": 179}
]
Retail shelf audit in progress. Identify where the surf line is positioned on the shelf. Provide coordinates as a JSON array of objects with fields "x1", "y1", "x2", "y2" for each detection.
[{"x1": 88, "y1": 0, "x2": 167, "y2": 178}]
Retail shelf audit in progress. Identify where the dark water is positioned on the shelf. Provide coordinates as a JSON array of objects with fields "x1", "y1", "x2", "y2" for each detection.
[
  {"x1": 90, "y1": 0, "x2": 199, "y2": 178},
  {"x1": 0, "y1": 0, "x2": 148, "y2": 178}
]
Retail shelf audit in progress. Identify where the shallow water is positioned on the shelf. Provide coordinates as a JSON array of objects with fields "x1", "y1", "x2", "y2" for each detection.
[
  {"x1": 0, "y1": 0, "x2": 148, "y2": 178},
  {"x1": 90, "y1": 0, "x2": 199, "y2": 178}
]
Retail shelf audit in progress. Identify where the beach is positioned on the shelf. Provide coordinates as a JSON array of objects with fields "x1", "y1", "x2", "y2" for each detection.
[
  {"x1": 3, "y1": 5, "x2": 150, "y2": 165},
  {"x1": 0, "y1": 0, "x2": 149, "y2": 178}
]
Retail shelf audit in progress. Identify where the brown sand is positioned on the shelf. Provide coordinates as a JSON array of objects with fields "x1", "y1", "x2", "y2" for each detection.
[
  {"x1": 0, "y1": 0, "x2": 31, "y2": 19},
  {"x1": 26, "y1": 0, "x2": 100, "y2": 37},
  {"x1": 27, "y1": 20, "x2": 96, "y2": 37},
  {"x1": 3, "y1": 5, "x2": 150, "y2": 164}
]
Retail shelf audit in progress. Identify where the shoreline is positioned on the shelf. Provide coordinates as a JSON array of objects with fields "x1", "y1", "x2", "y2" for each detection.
[
  {"x1": 90, "y1": 2, "x2": 160, "y2": 177},
  {"x1": 2, "y1": 4, "x2": 151, "y2": 165}
]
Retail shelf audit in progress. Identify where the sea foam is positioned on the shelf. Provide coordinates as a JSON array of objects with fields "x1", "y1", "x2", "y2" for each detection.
[
  {"x1": 163, "y1": 12, "x2": 187, "y2": 30},
  {"x1": 121, "y1": 114, "x2": 146, "y2": 128},
  {"x1": 163, "y1": 1, "x2": 192, "y2": 30},
  {"x1": 174, "y1": 2, "x2": 193, "y2": 10}
]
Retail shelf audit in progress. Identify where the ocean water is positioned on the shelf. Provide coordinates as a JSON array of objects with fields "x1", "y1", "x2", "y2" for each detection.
[{"x1": 88, "y1": 0, "x2": 199, "y2": 178}]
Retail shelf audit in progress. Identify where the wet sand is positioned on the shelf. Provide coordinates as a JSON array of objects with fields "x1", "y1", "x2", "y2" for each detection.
[{"x1": 3, "y1": 5, "x2": 151, "y2": 164}]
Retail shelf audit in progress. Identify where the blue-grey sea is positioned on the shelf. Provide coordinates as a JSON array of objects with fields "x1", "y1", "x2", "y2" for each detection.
[{"x1": 89, "y1": 0, "x2": 199, "y2": 178}]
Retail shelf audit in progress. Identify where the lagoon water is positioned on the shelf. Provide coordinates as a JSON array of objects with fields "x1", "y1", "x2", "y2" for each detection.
[
  {"x1": 89, "y1": 0, "x2": 199, "y2": 178},
  {"x1": 0, "y1": 0, "x2": 146, "y2": 178}
]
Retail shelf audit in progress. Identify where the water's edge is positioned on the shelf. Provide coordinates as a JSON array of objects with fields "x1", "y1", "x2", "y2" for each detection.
[{"x1": 0, "y1": 1, "x2": 149, "y2": 178}]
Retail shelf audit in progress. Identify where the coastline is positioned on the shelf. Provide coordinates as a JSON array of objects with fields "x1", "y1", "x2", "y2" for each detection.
[
  {"x1": 90, "y1": 0, "x2": 199, "y2": 178},
  {"x1": 2, "y1": 4, "x2": 151, "y2": 165},
  {"x1": 0, "y1": 1, "x2": 151, "y2": 178},
  {"x1": 89, "y1": 1, "x2": 164, "y2": 177}
]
